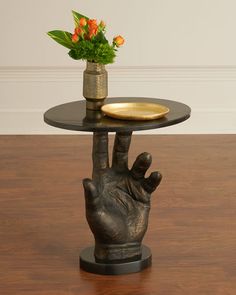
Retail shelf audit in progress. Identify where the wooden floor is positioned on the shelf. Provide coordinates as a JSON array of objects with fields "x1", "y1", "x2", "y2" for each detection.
[{"x1": 0, "y1": 135, "x2": 235, "y2": 295}]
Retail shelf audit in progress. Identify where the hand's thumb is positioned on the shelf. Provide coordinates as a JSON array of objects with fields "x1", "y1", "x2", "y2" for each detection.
[{"x1": 83, "y1": 178, "x2": 99, "y2": 209}]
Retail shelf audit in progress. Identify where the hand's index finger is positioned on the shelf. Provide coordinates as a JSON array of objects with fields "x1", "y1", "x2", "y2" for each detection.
[
  {"x1": 92, "y1": 132, "x2": 109, "y2": 179},
  {"x1": 112, "y1": 132, "x2": 132, "y2": 172}
]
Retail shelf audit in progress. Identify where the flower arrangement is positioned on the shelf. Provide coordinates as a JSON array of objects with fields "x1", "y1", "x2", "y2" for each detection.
[{"x1": 47, "y1": 11, "x2": 125, "y2": 65}]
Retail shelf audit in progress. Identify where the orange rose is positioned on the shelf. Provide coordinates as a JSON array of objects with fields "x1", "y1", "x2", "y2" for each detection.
[
  {"x1": 79, "y1": 17, "x2": 87, "y2": 27},
  {"x1": 72, "y1": 33, "x2": 79, "y2": 43},
  {"x1": 89, "y1": 27, "x2": 98, "y2": 39},
  {"x1": 88, "y1": 19, "x2": 98, "y2": 38},
  {"x1": 87, "y1": 19, "x2": 97, "y2": 28},
  {"x1": 74, "y1": 26, "x2": 84, "y2": 36},
  {"x1": 113, "y1": 35, "x2": 125, "y2": 47}
]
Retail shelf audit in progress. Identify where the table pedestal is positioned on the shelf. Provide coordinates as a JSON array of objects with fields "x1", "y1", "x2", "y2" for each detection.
[{"x1": 79, "y1": 131, "x2": 162, "y2": 274}]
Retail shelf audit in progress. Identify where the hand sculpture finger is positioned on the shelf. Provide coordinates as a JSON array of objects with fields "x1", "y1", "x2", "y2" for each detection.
[
  {"x1": 131, "y1": 152, "x2": 152, "y2": 180},
  {"x1": 112, "y1": 132, "x2": 132, "y2": 172},
  {"x1": 92, "y1": 132, "x2": 109, "y2": 180},
  {"x1": 142, "y1": 171, "x2": 162, "y2": 193},
  {"x1": 83, "y1": 178, "x2": 99, "y2": 210}
]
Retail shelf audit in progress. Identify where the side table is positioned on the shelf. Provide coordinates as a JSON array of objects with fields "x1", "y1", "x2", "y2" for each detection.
[{"x1": 44, "y1": 97, "x2": 191, "y2": 275}]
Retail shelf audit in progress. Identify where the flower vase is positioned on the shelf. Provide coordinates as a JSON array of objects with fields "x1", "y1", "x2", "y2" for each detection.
[{"x1": 83, "y1": 61, "x2": 108, "y2": 110}]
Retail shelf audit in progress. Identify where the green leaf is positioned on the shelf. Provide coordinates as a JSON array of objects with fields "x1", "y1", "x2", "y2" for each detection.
[
  {"x1": 94, "y1": 32, "x2": 108, "y2": 44},
  {"x1": 72, "y1": 10, "x2": 89, "y2": 26},
  {"x1": 47, "y1": 30, "x2": 75, "y2": 49},
  {"x1": 68, "y1": 49, "x2": 80, "y2": 60}
]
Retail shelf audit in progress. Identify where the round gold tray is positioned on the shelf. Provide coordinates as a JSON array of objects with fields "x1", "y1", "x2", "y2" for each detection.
[{"x1": 101, "y1": 102, "x2": 170, "y2": 121}]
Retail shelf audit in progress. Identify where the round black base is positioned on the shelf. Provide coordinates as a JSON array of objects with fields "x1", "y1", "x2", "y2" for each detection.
[{"x1": 80, "y1": 245, "x2": 152, "y2": 275}]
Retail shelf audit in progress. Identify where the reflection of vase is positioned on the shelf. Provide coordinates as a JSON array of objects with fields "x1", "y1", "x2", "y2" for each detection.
[{"x1": 83, "y1": 61, "x2": 108, "y2": 110}]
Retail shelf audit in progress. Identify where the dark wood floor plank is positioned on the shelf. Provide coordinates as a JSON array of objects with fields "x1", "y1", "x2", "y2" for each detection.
[{"x1": 0, "y1": 135, "x2": 235, "y2": 295}]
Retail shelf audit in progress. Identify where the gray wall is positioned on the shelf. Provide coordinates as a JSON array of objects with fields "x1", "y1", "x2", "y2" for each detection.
[{"x1": 0, "y1": 0, "x2": 235, "y2": 134}]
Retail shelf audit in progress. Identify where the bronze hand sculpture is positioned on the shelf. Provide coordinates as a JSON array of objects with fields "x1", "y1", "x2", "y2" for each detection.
[{"x1": 83, "y1": 132, "x2": 162, "y2": 263}]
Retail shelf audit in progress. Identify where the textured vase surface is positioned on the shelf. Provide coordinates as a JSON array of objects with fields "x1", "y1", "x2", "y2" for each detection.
[{"x1": 83, "y1": 61, "x2": 108, "y2": 110}]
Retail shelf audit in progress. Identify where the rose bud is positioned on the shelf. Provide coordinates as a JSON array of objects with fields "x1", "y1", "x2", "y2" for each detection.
[
  {"x1": 99, "y1": 20, "x2": 106, "y2": 29},
  {"x1": 113, "y1": 35, "x2": 125, "y2": 47},
  {"x1": 72, "y1": 33, "x2": 79, "y2": 43},
  {"x1": 75, "y1": 26, "x2": 84, "y2": 36},
  {"x1": 79, "y1": 17, "x2": 87, "y2": 27}
]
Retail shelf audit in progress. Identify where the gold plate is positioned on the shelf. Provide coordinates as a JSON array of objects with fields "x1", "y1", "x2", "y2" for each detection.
[{"x1": 101, "y1": 102, "x2": 170, "y2": 121}]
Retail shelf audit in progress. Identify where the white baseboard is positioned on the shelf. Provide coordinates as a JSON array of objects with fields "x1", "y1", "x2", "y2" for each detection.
[{"x1": 0, "y1": 66, "x2": 236, "y2": 134}]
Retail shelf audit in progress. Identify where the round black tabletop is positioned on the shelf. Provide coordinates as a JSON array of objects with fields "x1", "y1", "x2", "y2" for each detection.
[{"x1": 44, "y1": 97, "x2": 191, "y2": 132}]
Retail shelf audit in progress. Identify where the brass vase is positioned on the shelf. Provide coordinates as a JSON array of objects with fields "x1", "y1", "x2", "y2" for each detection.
[{"x1": 83, "y1": 61, "x2": 108, "y2": 110}]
